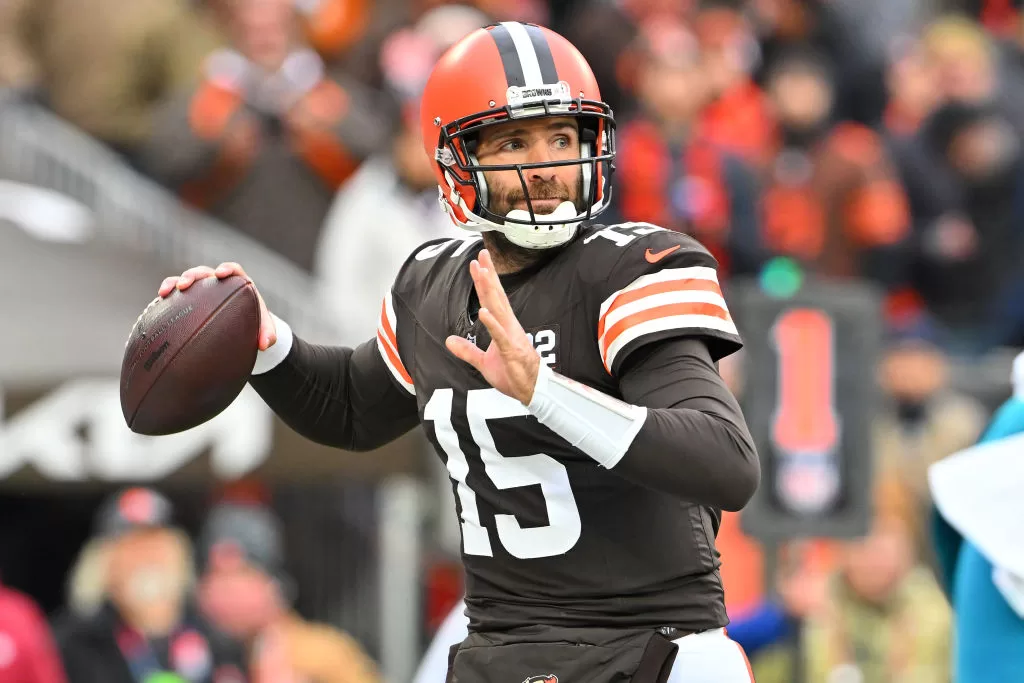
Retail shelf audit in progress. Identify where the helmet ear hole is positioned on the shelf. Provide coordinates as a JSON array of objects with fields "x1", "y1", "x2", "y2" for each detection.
[
  {"x1": 579, "y1": 139, "x2": 594, "y2": 204},
  {"x1": 579, "y1": 121, "x2": 599, "y2": 203},
  {"x1": 467, "y1": 153, "x2": 489, "y2": 208}
]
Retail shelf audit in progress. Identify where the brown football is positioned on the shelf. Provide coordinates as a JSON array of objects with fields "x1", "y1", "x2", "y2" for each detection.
[{"x1": 120, "y1": 275, "x2": 260, "y2": 435}]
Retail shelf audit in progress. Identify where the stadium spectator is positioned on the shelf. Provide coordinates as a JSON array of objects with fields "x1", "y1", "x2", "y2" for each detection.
[
  {"x1": 294, "y1": 0, "x2": 371, "y2": 62},
  {"x1": 873, "y1": 318, "x2": 987, "y2": 560},
  {"x1": 881, "y1": 33, "x2": 966, "y2": 292},
  {"x1": 747, "y1": 0, "x2": 888, "y2": 124},
  {"x1": 314, "y1": 4, "x2": 481, "y2": 342},
  {"x1": 142, "y1": 0, "x2": 386, "y2": 272},
  {"x1": 760, "y1": 48, "x2": 911, "y2": 289},
  {"x1": 0, "y1": 580, "x2": 68, "y2": 683},
  {"x1": 921, "y1": 15, "x2": 1024, "y2": 126},
  {"x1": 914, "y1": 99, "x2": 1024, "y2": 352},
  {"x1": 882, "y1": 36, "x2": 942, "y2": 140},
  {"x1": 0, "y1": 0, "x2": 220, "y2": 163},
  {"x1": 196, "y1": 502, "x2": 381, "y2": 683},
  {"x1": 804, "y1": 478, "x2": 952, "y2": 683},
  {"x1": 55, "y1": 488, "x2": 247, "y2": 683},
  {"x1": 693, "y1": 3, "x2": 776, "y2": 169},
  {"x1": 610, "y1": 17, "x2": 765, "y2": 278}
]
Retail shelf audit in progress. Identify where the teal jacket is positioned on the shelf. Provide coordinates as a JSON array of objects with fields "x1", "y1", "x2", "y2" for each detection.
[{"x1": 932, "y1": 396, "x2": 1024, "y2": 682}]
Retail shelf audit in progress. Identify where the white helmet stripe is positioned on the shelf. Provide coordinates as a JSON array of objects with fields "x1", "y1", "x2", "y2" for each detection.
[{"x1": 501, "y1": 22, "x2": 544, "y2": 87}]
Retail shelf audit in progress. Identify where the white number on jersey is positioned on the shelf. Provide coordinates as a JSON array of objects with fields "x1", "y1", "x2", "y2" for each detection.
[
  {"x1": 414, "y1": 237, "x2": 481, "y2": 261},
  {"x1": 582, "y1": 222, "x2": 665, "y2": 247},
  {"x1": 423, "y1": 388, "x2": 582, "y2": 559},
  {"x1": 525, "y1": 329, "x2": 557, "y2": 366}
]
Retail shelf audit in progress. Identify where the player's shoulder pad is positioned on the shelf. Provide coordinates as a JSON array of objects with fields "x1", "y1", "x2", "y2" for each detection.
[
  {"x1": 379, "y1": 236, "x2": 480, "y2": 398},
  {"x1": 391, "y1": 235, "x2": 483, "y2": 302},
  {"x1": 576, "y1": 222, "x2": 718, "y2": 289},
  {"x1": 578, "y1": 222, "x2": 741, "y2": 373}
]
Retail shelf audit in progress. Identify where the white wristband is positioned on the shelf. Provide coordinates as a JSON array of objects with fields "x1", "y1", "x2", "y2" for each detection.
[
  {"x1": 251, "y1": 313, "x2": 294, "y2": 375},
  {"x1": 527, "y1": 363, "x2": 647, "y2": 469}
]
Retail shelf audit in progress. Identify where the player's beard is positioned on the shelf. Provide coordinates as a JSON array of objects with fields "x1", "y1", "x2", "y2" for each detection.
[
  {"x1": 483, "y1": 174, "x2": 582, "y2": 274},
  {"x1": 481, "y1": 231, "x2": 555, "y2": 273}
]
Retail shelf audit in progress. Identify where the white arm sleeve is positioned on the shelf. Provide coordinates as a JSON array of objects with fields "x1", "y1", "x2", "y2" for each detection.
[{"x1": 527, "y1": 363, "x2": 648, "y2": 469}]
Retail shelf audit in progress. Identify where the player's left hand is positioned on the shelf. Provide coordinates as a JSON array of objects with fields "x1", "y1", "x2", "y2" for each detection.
[{"x1": 446, "y1": 249, "x2": 541, "y2": 405}]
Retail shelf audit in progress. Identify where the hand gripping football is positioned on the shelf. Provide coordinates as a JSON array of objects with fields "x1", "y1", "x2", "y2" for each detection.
[{"x1": 120, "y1": 275, "x2": 260, "y2": 435}]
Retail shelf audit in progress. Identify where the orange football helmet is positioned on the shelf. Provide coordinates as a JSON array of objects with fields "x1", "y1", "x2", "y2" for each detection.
[{"x1": 419, "y1": 22, "x2": 615, "y2": 249}]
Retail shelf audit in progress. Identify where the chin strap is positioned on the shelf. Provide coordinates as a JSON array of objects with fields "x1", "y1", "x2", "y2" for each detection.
[{"x1": 500, "y1": 201, "x2": 581, "y2": 249}]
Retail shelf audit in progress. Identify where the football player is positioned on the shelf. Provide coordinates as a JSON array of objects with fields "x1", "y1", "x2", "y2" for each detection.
[{"x1": 160, "y1": 22, "x2": 759, "y2": 683}]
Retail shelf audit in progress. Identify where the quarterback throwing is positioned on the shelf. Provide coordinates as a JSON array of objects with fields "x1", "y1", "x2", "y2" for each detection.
[{"x1": 160, "y1": 21, "x2": 759, "y2": 683}]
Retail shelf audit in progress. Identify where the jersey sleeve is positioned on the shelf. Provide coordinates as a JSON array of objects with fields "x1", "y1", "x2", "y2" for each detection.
[
  {"x1": 592, "y1": 226, "x2": 742, "y2": 376},
  {"x1": 375, "y1": 236, "x2": 475, "y2": 396}
]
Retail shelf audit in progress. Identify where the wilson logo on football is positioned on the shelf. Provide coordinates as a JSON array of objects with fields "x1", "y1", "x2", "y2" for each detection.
[{"x1": 522, "y1": 676, "x2": 558, "y2": 683}]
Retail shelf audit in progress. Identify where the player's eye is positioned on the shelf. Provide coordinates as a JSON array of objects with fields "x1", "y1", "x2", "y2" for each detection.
[
  {"x1": 553, "y1": 136, "x2": 571, "y2": 149},
  {"x1": 500, "y1": 138, "x2": 526, "y2": 152}
]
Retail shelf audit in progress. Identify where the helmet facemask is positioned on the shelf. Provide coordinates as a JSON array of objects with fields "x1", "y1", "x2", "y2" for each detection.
[{"x1": 434, "y1": 84, "x2": 616, "y2": 249}]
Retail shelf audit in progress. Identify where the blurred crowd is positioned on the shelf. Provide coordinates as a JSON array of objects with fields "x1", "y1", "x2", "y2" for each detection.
[
  {"x1": 3, "y1": 0, "x2": 1024, "y2": 681},
  {"x1": 4, "y1": 0, "x2": 1024, "y2": 353},
  {"x1": 0, "y1": 485, "x2": 383, "y2": 683}
]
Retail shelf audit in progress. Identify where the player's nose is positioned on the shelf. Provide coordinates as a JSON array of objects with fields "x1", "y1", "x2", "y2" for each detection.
[{"x1": 525, "y1": 154, "x2": 559, "y2": 182}]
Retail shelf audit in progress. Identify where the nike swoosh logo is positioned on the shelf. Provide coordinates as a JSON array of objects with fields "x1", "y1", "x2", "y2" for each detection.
[{"x1": 645, "y1": 245, "x2": 681, "y2": 263}]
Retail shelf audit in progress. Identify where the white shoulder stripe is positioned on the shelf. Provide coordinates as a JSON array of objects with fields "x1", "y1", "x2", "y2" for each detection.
[
  {"x1": 599, "y1": 266, "x2": 721, "y2": 318},
  {"x1": 376, "y1": 319, "x2": 401, "y2": 359},
  {"x1": 599, "y1": 290, "x2": 729, "y2": 342},
  {"x1": 383, "y1": 290, "x2": 399, "y2": 330},
  {"x1": 376, "y1": 290, "x2": 415, "y2": 396},
  {"x1": 604, "y1": 315, "x2": 739, "y2": 369},
  {"x1": 376, "y1": 334, "x2": 416, "y2": 395}
]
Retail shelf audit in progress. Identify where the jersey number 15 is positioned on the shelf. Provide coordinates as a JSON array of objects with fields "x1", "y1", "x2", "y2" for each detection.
[{"x1": 424, "y1": 388, "x2": 582, "y2": 559}]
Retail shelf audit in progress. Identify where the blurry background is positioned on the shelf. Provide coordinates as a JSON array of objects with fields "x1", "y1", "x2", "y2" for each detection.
[{"x1": 1, "y1": 0, "x2": 1023, "y2": 681}]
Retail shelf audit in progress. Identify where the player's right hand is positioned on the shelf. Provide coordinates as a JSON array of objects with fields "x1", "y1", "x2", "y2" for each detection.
[{"x1": 158, "y1": 262, "x2": 277, "y2": 351}]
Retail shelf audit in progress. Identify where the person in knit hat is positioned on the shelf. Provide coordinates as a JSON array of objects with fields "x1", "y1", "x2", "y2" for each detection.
[
  {"x1": 195, "y1": 502, "x2": 381, "y2": 683},
  {"x1": 57, "y1": 488, "x2": 246, "y2": 683}
]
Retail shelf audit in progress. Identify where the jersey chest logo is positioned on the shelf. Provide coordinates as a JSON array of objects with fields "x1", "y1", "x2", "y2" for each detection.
[{"x1": 523, "y1": 676, "x2": 558, "y2": 683}]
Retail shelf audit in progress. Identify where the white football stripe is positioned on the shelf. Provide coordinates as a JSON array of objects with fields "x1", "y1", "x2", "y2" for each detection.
[
  {"x1": 377, "y1": 321, "x2": 401, "y2": 360},
  {"x1": 598, "y1": 266, "x2": 721, "y2": 319},
  {"x1": 376, "y1": 332, "x2": 415, "y2": 395},
  {"x1": 599, "y1": 290, "x2": 729, "y2": 343},
  {"x1": 602, "y1": 315, "x2": 739, "y2": 369},
  {"x1": 376, "y1": 291, "x2": 415, "y2": 395},
  {"x1": 383, "y1": 290, "x2": 399, "y2": 332},
  {"x1": 501, "y1": 21, "x2": 543, "y2": 87}
]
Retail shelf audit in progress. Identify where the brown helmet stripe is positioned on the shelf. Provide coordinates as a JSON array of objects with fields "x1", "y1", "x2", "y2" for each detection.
[
  {"x1": 488, "y1": 22, "x2": 559, "y2": 88},
  {"x1": 488, "y1": 23, "x2": 527, "y2": 87},
  {"x1": 524, "y1": 24, "x2": 559, "y2": 84}
]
